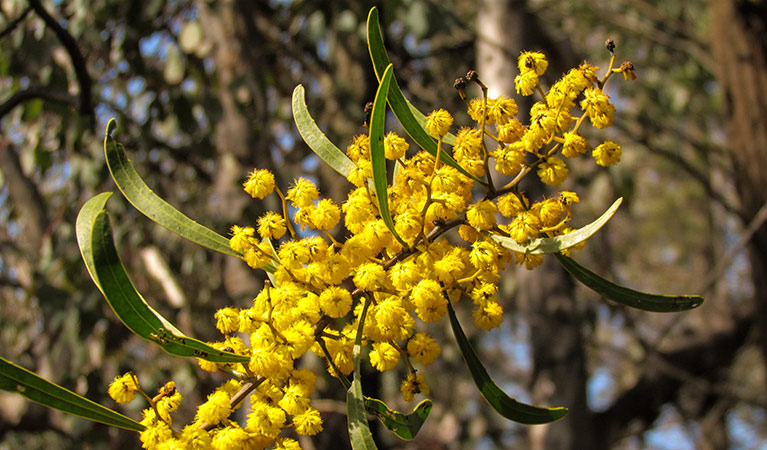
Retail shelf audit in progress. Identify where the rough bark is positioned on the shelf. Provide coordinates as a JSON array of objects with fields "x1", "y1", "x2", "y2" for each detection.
[
  {"x1": 709, "y1": 0, "x2": 767, "y2": 382},
  {"x1": 476, "y1": 2, "x2": 592, "y2": 449}
]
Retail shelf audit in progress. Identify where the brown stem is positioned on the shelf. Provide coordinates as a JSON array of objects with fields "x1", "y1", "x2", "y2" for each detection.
[{"x1": 28, "y1": 0, "x2": 93, "y2": 118}]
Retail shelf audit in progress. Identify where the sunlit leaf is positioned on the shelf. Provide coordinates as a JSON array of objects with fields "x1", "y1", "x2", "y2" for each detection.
[
  {"x1": 292, "y1": 85, "x2": 355, "y2": 178},
  {"x1": 369, "y1": 64, "x2": 408, "y2": 248},
  {"x1": 0, "y1": 356, "x2": 144, "y2": 432},
  {"x1": 347, "y1": 298, "x2": 378, "y2": 450},
  {"x1": 447, "y1": 302, "x2": 568, "y2": 424},
  {"x1": 366, "y1": 7, "x2": 482, "y2": 184},
  {"x1": 163, "y1": 43, "x2": 185, "y2": 85},
  {"x1": 490, "y1": 197, "x2": 623, "y2": 254},
  {"x1": 365, "y1": 397, "x2": 432, "y2": 440},
  {"x1": 554, "y1": 254, "x2": 704, "y2": 312},
  {"x1": 76, "y1": 193, "x2": 249, "y2": 363},
  {"x1": 104, "y1": 119, "x2": 238, "y2": 258}
]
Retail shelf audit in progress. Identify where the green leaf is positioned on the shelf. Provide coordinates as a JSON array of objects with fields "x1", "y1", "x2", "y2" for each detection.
[
  {"x1": 292, "y1": 85, "x2": 355, "y2": 178},
  {"x1": 347, "y1": 298, "x2": 378, "y2": 450},
  {"x1": 366, "y1": 8, "x2": 483, "y2": 185},
  {"x1": 554, "y1": 254, "x2": 704, "y2": 312},
  {"x1": 365, "y1": 397, "x2": 432, "y2": 440},
  {"x1": 76, "y1": 194, "x2": 249, "y2": 364},
  {"x1": 369, "y1": 64, "x2": 408, "y2": 248},
  {"x1": 104, "y1": 119, "x2": 238, "y2": 258},
  {"x1": 490, "y1": 197, "x2": 623, "y2": 254},
  {"x1": 0, "y1": 356, "x2": 144, "y2": 432},
  {"x1": 447, "y1": 302, "x2": 568, "y2": 424}
]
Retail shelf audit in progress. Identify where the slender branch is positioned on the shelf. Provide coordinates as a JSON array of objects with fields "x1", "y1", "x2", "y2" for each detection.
[
  {"x1": 28, "y1": 0, "x2": 93, "y2": 117},
  {"x1": 0, "y1": 5, "x2": 32, "y2": 40},
  {"x1": 593, "y1": 312, "x2": 755, "y2": 447},
  {"x1": 696, "y1": 202, "x2": 767, "y2": 293},
  {"x1": 594, "y1": 1, "x2": 715, "y2": 73},
  {"x1": 0, "y1": 87, "x2": 77, "y2": 122},
  {"x1": 611, "y1": 119, "x2": 742, "y2": 219}
]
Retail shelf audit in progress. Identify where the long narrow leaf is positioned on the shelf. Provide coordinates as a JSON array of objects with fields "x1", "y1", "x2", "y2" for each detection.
[
  {"x1": 447, "y1": 302, "x2": 568, "y2": 424},
  {"x1": 491, "y1": 197, "x2": 623, "y2": 254},
  {"x1": 366, "y1": 8, "x2": 483, "y2": 185},
  {"x1": 554, "y1": 254, "x2": 704, "y2": 312},
  {"x1": 365, "y1": 397, "x2": 432, "y2": 440},
  {"x1": 370, "y1": 64, "x2": 408, "y2": 248},
  {"x1": 76, "y1": 194, "x2": 249, "y2": 364},
  {"x1": 104, "y1": 119, "x2": 238, "y2": 258},
  {"x1": 347, "y1": 298, "x2": 378, "y2": 450},
  {"x1": 0, "y1": 356, "x2": 144, "y2": 431},
  {"x1": 292, "y1": 85, "x2": 356, "y2": 178}
]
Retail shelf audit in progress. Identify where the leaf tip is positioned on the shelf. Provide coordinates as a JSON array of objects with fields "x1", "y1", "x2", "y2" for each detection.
[{"x1": 106, "y1": 118, "x2": 117, "y2": 137}]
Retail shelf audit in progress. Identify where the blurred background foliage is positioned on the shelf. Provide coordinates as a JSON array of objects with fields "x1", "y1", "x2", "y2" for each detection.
[{"x1": 0, "y1": 0, "x2": 765, "y2": 448}]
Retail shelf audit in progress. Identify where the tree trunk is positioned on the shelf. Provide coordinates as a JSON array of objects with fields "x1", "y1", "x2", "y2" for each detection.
[
  {"x1": 476, "y1": 2, "x2": 593, "y2": 449},
  {"x1": 709, "y1": 0, "x2": 767, "y2": 384}
]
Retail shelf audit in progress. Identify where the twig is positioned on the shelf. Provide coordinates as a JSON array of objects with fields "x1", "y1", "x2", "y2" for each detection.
[
  {"x1": 0, "y1": 87, "x2": 77, "y2": 122},
  {"x1": 696, "y1": 202, "x2": 767, "y2": 294},
  {"x1": 0, "y1": 5, "x2": 32, "y2": 40},
  {"x1": 28, "y1": 0, "x2": 93, "y2": 117},
  {"x1": 646, "y1": 203, "x2": 767, "y2": 352}
]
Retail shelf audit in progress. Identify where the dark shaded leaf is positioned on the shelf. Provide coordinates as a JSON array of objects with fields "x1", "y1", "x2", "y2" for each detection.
[
  {"x1": 447, "y1": 302, "x2": 568, "y2": 424},
  {"x1": 555, "y1": 254, "x2": 704, "y2": 312}
]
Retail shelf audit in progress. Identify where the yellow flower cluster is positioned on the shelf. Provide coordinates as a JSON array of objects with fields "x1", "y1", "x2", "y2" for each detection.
[{"x1": 133, "y1": 49, "x2": 631, "y2": 449}]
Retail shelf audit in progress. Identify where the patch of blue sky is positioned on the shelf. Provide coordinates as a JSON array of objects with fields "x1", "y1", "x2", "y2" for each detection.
[
  {"x1": 484, "y1": 314, "x2": 532, "y2": 373},
  {"x1": 403, "y1": 34, "x2": 430, "y2": 57},
  {"x1": 127, "y1": 77, "x2": 146, "y2": 96},
  {"x1": 645, "y1": 406, "x2": 695, "y2": 450},
  {"x1": 476, "y1": 437, "x2": 495, "y2": 450},
  {"x1": 203, "y1": 58, "x2": 215, "y2": 74},
  {"x1": 7, "y1": 127, "x2": 25, "y2": 145},
  {"x1": 316, "y1": 40, "x2": 328, "y2": 61},
  {"x1": 139, "y1": 32, "x2": 170, "y2": 59},
  {"x1": 728, "y1": 407, "x2": 767, "y2": 450},
  {"x1": 192, "y1": 104, "x2": 208, "y2": 130},
  {"x1": 149, "y1": 148, "x2": 161, "y2": 164},
  {"x1": 180, "y1": 78, "x2": 197, "y2": 95},
  {"x1": 277, "y1": 129, "x2": 295, "y2": 152},
  {"x1": 301, "y1": 153, "x2": 319, "y2": 173},
  {"x1": 270, "y1": 143, "x2": 284, "y2": 166},
  {"x1": 95, "y1": 104, "x2": 118, "y2": 132},
  {"x1": 44, "y1": 161, "x2": 71, "y2": 193},
  {"x1": 0, "y1": 185, "x2": 9, "y2": 221},
  {"x1": 101, "y1": 85, "x2": 128, "y2": 109},
  {"x1": 130, "y1": 91, "x2": 155, "y2": 125},
  {"x1": 587, "y1": 367, "x2": 616, "y2": 411}
]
